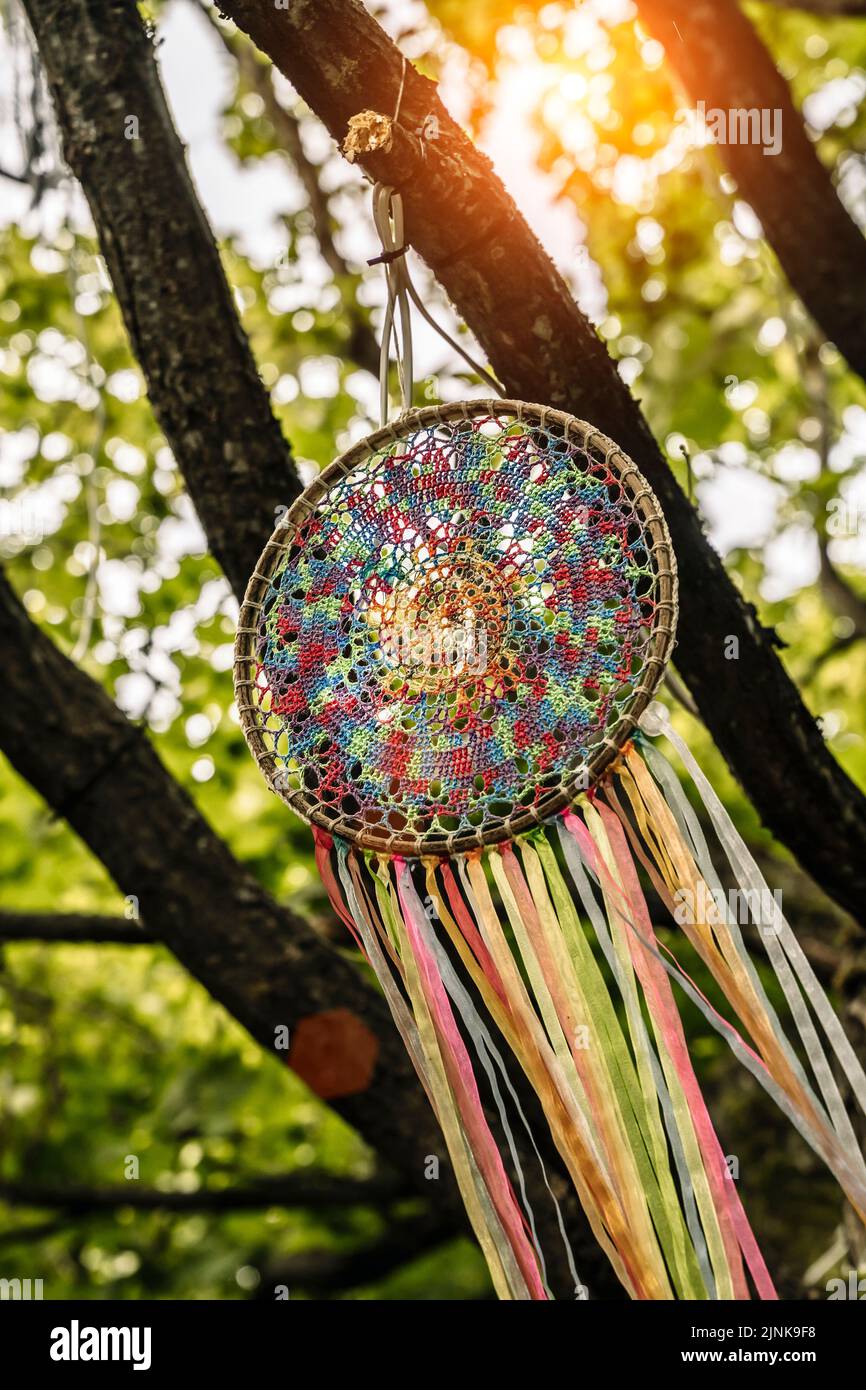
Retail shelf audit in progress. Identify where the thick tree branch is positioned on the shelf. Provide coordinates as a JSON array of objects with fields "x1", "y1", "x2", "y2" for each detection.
[
  {"x1": 20, "y1": 0, "x2": 300, "y2": 600},
  {"x1": 211, "y1": 0, "x2": 866, "y2": 926},
  {"x1": 0, "y1": 572, "x2": 605, "y2": 1298},
  {"x1": 636, "y1": 0, "x2": 866, "y2": 384}
]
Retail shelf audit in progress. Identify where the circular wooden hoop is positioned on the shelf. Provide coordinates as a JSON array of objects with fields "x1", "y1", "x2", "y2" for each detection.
[{"x1": 234, "y1": 400, "x2": 678, "y2": 856}]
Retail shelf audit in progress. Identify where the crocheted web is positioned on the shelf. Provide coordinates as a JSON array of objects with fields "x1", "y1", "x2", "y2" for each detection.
[{"x1": 251, "y1": 413, "x2": 661, "y2": 850}]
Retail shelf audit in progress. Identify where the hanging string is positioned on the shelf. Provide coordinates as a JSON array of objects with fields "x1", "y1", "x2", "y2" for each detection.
[
  {"x1": 393, "y1": 51, "x2": 408, "y2": 127},
  {"x1": 371, "y1": 184, "x2": 414, "y2": 424},
  {"x1": 369, "y1": 183, "x2": 505, "y2": 424}
]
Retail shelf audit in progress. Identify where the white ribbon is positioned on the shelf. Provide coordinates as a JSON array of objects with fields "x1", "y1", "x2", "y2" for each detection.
[{"x1": 640, "y1": 703, "x2": 866, "y2": 1198}]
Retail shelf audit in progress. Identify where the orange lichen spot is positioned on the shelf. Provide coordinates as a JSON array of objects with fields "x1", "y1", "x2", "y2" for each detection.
[{"x1": 288, "y1": 1008, "x2": 379, "y2": 1099}]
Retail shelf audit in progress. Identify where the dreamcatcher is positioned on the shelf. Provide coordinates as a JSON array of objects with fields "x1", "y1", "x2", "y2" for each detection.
[{"x1": 234, "y1": 185, "x2": 866, "y2": 1300}]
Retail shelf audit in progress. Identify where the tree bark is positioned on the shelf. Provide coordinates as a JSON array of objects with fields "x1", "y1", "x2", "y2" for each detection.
[
  {"x1": 0, "y1": 571, "x2": 607, "y2": 1297},
  {"x1": 20, "y1": 0, "x2": 299, "y2": 600},
  {"x1": 636, "y1": 0, "x2": 866, "y2": 383},
  {"x1": 211, "y1": 0, "x2": 866, "y2": 927}
]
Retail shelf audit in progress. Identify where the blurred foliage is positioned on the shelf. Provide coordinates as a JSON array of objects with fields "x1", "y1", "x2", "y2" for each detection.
[{"x1": 0, "y1": 0, "x2": 864, "y2": 1297}]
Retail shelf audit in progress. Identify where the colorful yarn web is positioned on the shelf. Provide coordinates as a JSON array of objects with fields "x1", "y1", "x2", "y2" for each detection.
[
  {"x1": 241, "y1": 403, "x2": 674, "y2": 854},
  {"x1": 235, "y1": 401, "x2": 866, "y2": 1302}
]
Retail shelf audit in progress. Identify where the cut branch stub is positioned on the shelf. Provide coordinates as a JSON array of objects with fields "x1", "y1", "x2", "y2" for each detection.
[{"x1": 344, "y1": 109, "x2": 395, "y2": 162}]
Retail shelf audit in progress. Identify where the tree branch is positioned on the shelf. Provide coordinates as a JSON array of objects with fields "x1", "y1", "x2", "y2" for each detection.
[
  {"x1": 804, "y1": 628, "x2": 863, "y2": 681},
  {"x1": 255, "y1": 1210, "x2": 457, "y2": 1295},
  {"x1": 635, "y1": 0, "x2": 866, "y2": 384},
  {"x1": 211, "y1": 0, "x2": 866, "y2": 926},
  {"x1": 0, "y1": 1171, "x2": 406, "y2": 1212},
  {"x1": 20, "y1": 0, "x2": 300, "y2": 601},
  {"x1": 0, "y1": 1220, "x2": 70, "y2": 1251},
  {"x1": 0, "y1": 906, "x2": 347, "y2": 946},
  {"x1": 818, "y1": 543, "x2": 866, "y2": 637},
  {"x1": 0, "y1": 911, "x2": 157, "y2": 944}
]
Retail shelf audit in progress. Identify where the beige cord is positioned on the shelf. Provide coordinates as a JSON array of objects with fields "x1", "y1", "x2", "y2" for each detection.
[{"x1": 371, "y1": 183, "x2": 504, "y2": 424}]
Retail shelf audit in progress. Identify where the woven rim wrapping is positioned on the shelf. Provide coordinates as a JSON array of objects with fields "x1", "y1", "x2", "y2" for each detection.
[{"x1": 234, "y1": 400, "x2": 678, "y2": 856}]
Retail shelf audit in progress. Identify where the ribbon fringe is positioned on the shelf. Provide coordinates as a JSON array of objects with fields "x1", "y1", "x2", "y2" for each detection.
[{"x1": 311, "y1": 721, "x2": 866, "y2": 1301}]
